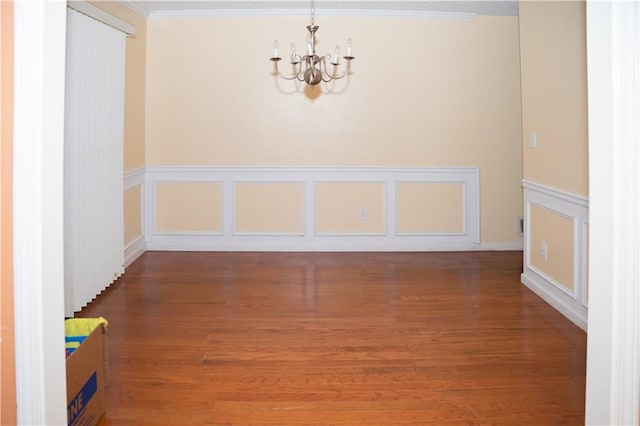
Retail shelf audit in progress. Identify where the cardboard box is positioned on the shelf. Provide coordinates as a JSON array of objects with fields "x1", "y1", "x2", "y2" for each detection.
[{"x1": 66, "y1": 323, "x2": 108, "y2": 426}]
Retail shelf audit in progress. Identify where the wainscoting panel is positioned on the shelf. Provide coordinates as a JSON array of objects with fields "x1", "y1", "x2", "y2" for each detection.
[
  {"x1": 397, "y1": 182, "x2": 465, "y2": 234},
  {"x1": 315, "y1": 182, "x2": 386, "y2": 235},
  {"x1": 234, "y1": 181, "x2": 304, "y2": 235},
  {"x1": 143, "y1": 166, "x2": 481, "y2": 251},
  {"x1": 156, "y1": 181, "x2": 223, "y2": 233},
  {"x1": 124, "y1": 167, "x2": 145, "y2": 267},
  {"x1": 521, "y1": 180, "x2": 589, "y2": 330}
]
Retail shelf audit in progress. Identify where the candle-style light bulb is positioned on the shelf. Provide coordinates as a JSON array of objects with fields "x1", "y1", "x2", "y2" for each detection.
[
  {"x1": 290, "y1": 43, "x2": 297, "y2": 62},
  {"x1": 346, "y1": 38, "x2": 352, "y2": 57},
  {"x1": 272, "y1": 40, "x2": 279, "y2": 58},
  {"x1": 332, "y1": 45, "x2": 339, "y2": 64}
]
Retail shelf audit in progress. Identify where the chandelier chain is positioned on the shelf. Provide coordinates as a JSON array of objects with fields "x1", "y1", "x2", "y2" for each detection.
[{"x1": 310, "y1": 0, "x2": 315, "y2": 26}]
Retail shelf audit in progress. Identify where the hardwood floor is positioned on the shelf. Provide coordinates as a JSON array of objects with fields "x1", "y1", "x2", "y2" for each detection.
[{"x1": 79, "y1": 251, "x2": 587, "y2": 425}]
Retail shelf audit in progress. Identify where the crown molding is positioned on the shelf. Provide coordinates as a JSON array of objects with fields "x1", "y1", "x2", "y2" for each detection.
[
  {"x1": 119, "y1": 1, "x2": 519, "y2": 20},
  {"x1": 144, "y1": 8, "x2": 476, "y2": 20},
  {"x1": 120, "y1": 1, "x2": 151, "y2": 17}
]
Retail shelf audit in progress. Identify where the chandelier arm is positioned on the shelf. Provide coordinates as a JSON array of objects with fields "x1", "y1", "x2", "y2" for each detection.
[
  {"x1": 295, "y1": 60, "x2": 307, "y2": 82},
  {"x1": 319, "y1": 59, "x2": 347, "y2": 82},
  {"x1": 319, "y1": 60, "x2": 333, "y2": 82},
  {"x1": 278, "y1": 72, "x2": 302, "y2": 81},
  {"x1": 275, "y1": 64, "x2": 303, "y2": 81},
  {"x1": 321, "y1": 72, "x2": 346, "y2": 82}
]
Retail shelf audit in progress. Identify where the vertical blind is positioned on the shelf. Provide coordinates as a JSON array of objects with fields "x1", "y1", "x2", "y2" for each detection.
[{"x1": 64, "y1": 8, "x2": 125, "y2": 316}]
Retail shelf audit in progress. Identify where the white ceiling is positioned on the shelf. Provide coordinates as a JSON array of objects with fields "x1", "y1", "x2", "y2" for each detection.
[{"x1": 123, "y1": 1, "x2": 519, "y2": 18}]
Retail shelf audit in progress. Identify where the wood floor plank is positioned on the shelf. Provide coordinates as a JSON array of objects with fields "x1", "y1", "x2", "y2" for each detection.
[{"x1": 77, "y1": 251, "x2": 586, "y2": 425}]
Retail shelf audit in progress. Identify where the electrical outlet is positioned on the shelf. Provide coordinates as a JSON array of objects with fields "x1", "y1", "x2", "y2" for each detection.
[
  {"x1": 540, "y1": 241, "x2": 548, "y2": 261},
  {"x1": 517, "y1": 217, "x2": 524, "y2": 236},
  {"x1": 359, "y1": 207, "x2": 367, "y2": 221}
]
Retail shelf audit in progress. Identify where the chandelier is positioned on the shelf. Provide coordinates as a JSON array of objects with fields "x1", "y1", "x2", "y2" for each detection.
[{"x1": 269, "y1": 2, "x2": 355, "y2": 86}]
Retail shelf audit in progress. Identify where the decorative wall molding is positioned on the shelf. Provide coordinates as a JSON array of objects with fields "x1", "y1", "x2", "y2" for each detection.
[
  {"x1": 521, "y1": 179, "x2": 589, "y2": 330},
  {"x1": 124, "y1": 166, "x2": 144, "y2": 190},
  {"x1": 143, "y1": 166, "x2": 482, "y2": 252},
  {"x1": 120, "y1": 0, "x2": 496, "y2": 21},
  {"x1": 124, "y1": 167, "x2": 146, "y2": 266}
]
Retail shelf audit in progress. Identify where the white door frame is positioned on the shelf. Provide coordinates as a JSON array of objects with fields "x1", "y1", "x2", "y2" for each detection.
[
  {"x1": 13, "y1": 1, "x2": 67, "y2": 424},
  {"x1": 585, "y1": 1, "x2": 640, "y2": 424}
]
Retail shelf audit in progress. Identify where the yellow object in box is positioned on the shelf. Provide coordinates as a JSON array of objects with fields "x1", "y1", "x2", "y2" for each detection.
[
  {"x1": 65, "y1": 318, "x2": 108, "y2": 426},
  {"x1": 65, "y1": 317, "x2": 108, "y2": 357}
]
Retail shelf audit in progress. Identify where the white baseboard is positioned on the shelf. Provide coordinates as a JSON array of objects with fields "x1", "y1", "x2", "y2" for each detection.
[
  {"x1": 521, "y1": 271, "x2": 587, "y2": 331},
  {"x1": 145, "y1": 237, "x2": 522, "y2": 252},
  {"x1": 480, "y1": 242, "x2": 523, "y2": 251},
  {"x1": 124, "y1": 236, "x2": 146, "y2": 267}
]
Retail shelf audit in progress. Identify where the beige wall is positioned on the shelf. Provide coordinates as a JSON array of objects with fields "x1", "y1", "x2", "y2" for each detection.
[
  {"x1": 519, "y1": 1, "x2": 588, "y2": 293},
  {"x1": 146, "y1": 14, "x2": 523, "y2": 243},
  {"x1": 124, "y1": 185, "x2": 143, "y2": 239},
  {"x1": 124, "y1": 183, "x2": 143, "y2": 246},
  {"x1": 519, "y1": 1, "x2": 588, "y2": 196},
  {"x1": 0, "y1": 1, "x2": 16, "y2": 423}
]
